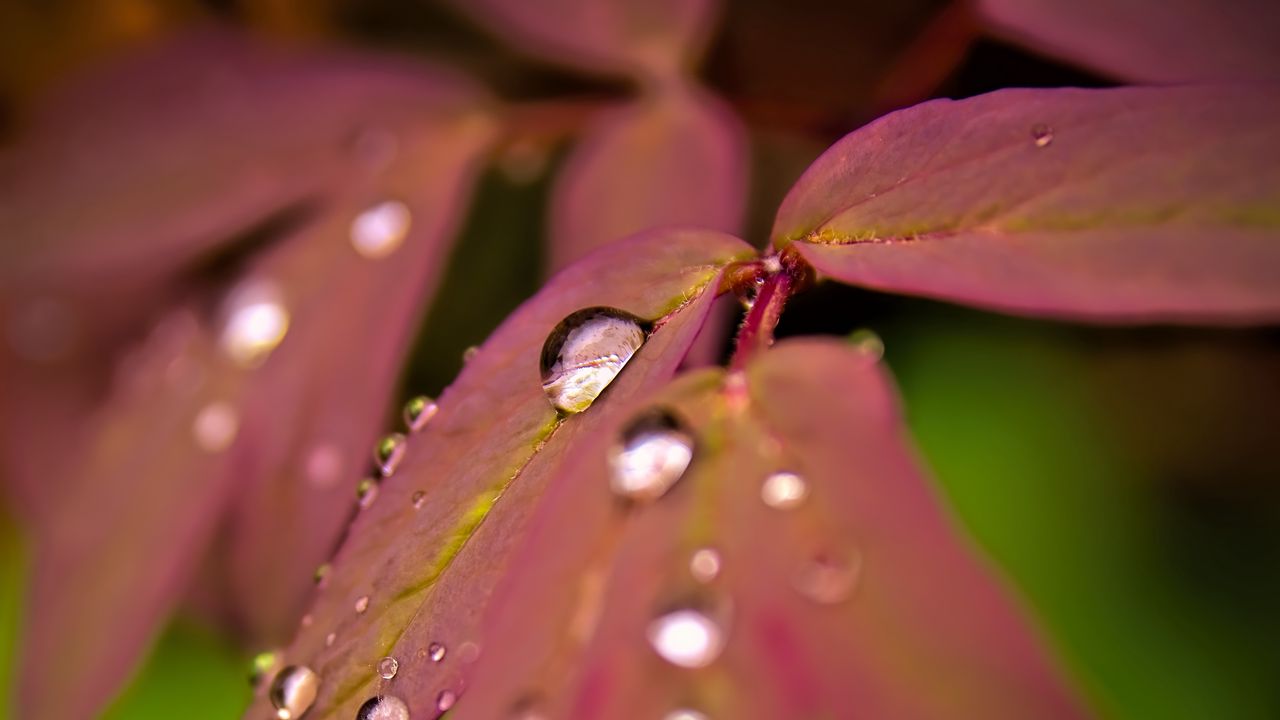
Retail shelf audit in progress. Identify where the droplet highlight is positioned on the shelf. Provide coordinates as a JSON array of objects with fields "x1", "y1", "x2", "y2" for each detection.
[
  {"x1": 646, "y1": 608, "x2": 725, "y2": 668},
  {"x1": 376, "y1": 656, "x2": 399, "y2": 680},
  {"x1": 193, "y1": 401, "x2": 239, "y2": 453},
  {"x1": 540, "y1": 307, "x2": 647, "y2": 414},
  {"x1": 219, "y1": 278, "x2": 289, "y2": 367},
  {"x1": 403, "y1": 395, "x2": 438, "y2": 432},
  {"x1": 1031, "y1": 123, "x2": 1054, "y2": 148},
  {"x1": 350, "y1": 200, "x2": 411, "y2": 259},
  {"x1": 356, "y1": 695, "x2": 410, "y2": 720},
  {"x1": 609, "y1": 409, "x2": 694, "y2": 503},
  {"x1": 268, "y1": 665, "x2": 319, "y2": 720},
  {"x1": 374, "y1": 433, "x2": 407, "y2": 477},
  {"x1": 689, "y1": 548, "x2": 722, "y2": 583},
  {"x1": 761, "y1": 471, "x2": 808, "y2": 510}
]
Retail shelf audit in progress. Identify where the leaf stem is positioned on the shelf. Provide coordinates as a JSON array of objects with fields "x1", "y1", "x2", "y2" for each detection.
[{"x1": 730, "y1": 257, "x2": 796, "y2": 370}]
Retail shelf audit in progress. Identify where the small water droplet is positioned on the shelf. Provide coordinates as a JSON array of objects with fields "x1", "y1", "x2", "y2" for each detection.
[
  {"x1": 350, "y1": 200, "x2": 411, "y2": 259},
  {"x1": 357, "y1": 478, "x2": 379, "y2": 508},
  {"x1": 1031, "y1": 123, "x2": 1054, "y2": 148},
  {"x1": 355, "y1": 595, "x2": 370, "y2": 614},
  {"x1": 457, "y1": 641, "x2": 480, "y2": 663},
  {"x1": 609, "y1": 409, "x2": 694, "y2": 503},
  {"x1": 376, "y1": 656, "x2": 399, "y2": 680},
  {"x1": 427, "y1": 642, "x2": 446, "y2": 662},
  {"x1": 356, "y1": 695, "x2": 410, "y2": 720},
  {"x1": 268, "y1": 665, "x2": 319, "y2": 720},
  {"x1": 248, "y1": 650, "x2": 279, "y2": 686},
  {"x1": 314, "y1": 563, "x2": 331, "y2": 586},
  {"x1": 306, "y1": 443, "x2": 343, "y2": 488},
  {"x1": 374, "y1": 433, "x2": 407, "y2": 477},
  {"x1": 664, "y1": 710, "x2": 709, "y2": 720},
  {"x1": 411, "y1": 490, "x2": 426, "y2": 509},
  {"x1": 540, "y1": 307, "x2": 647, "y2": 414},
  {"x1": 794, "y1": 550, "x2": 861, "y2": 604},
  {"x1": 689, "y1": 548, "x2": 722, "y2": 583},
  {"x1": 325, "y1": 632, "x2": 337, "y2": 648},
  {"x1": 403, "y1": 395, "x2": 438, "y2": 433},
  {"x1": 220, "y1": 279, "x2": 289, "y2": 367},
  {"x1": 300, "y1": 614, "x2": 313, "y2": 628},
  {"x1": 761, "y1": 471, "x2": 808, "y2": 510},
  {"x1": 437, "y1": 690, "x2": 458, "y2": 711},
  {"x1": 193, "y1": 401, "x2": 239, "y2": 452},
  {"x1": 848, "y1": 328, "x2": 884, "y2": 361},
  {"x1": 646, "y1": 608, "x2": 725, "y2": 668}
]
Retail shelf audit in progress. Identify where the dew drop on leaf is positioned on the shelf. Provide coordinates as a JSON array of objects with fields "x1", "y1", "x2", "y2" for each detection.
[
  {"x1": 646, "y1": 608, "x2": 725, "y2": 668},
  {"x1": 427, "y1": 642, "x2": 446, "y2": 663},
  {"x1": 376, "y1": 656, "x2": 399, "y2": 680},
  {"x1": 462, "y1": 345, "x2": 480, "y2": 363},
  {"x1": 305, "y1": 443, "x2": 343, "y2": 488},
  {"x1": 268, "y1": 665, "x2": 319, "y2": 720},
  {"x1": 355, "y1": 695, "x2": 410, "y2": 720},
  {"x1": 1031, "y1": 123, "x2": 1054, "y2": 148},
  {"x1": 540, "y1": 307, "x2": 648, "y2": 414},
  {"x1": 355, "y1": 595, "x2": 370, "y2": 614},
  {"x1": 313, "y1": 563, "x2": 331, "y2": 586},
  {"x1": 411, "y1": 491, "x2": 426, "y2": 509},
  {"x1": 325, "y1": 632, "x2": 337, "y2": 648},
  {"x1": 793, "y1": 550, "x2": 862, "y2": 605},
  {"x1": 350, "y1": 200, "x2": 411, "y2": 259},
  {"x1": 403, "y1": 395, "x2": 439, "y2": 433},
  {"x1": 689, "y1": 548, "x2": 722, "y2": 583},
  {"x1": 848, "y1": 328, "x2": 884, "y2": 361},
  {"x1": 608, "y1": 409, "x2": 695, "y2": 503},
  {"x1": 373, "y1": 433, "x2": 407, "y2": 477},
  {"x1": 357, "y1": 478, "x2": 379, "y2": 508},
  {"x1": 248, "y1": 650, "x2": 279, "y2": 687},
  {"x1": 219, "y1": 278, "x2": 290, "y2": 367},
  {"x1": 193, "y1": 401, "x2": 238, "y2": 453},
  {"x1": 457, "y1": 641, "x2": 480, "y2": 663},
  {"x1": 437, "y1": 689, "x2": 458, "y2": 711},
  {"x1": 761, "y1": 471, "x2": 808, "y2": 510}
]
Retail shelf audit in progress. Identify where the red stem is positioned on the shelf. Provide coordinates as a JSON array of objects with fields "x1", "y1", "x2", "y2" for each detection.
[{"x1": 730, "y1": 267, "x2": 794, "y2": 371}]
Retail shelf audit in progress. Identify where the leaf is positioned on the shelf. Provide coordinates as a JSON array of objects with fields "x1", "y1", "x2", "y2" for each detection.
[
  {"x1": 978, "y1": 0, "x2": 1280, "y2": 83},
  {"x1": 242, "y1": 229, "x2": 754, "y2": 719},
  {"x1": 453, "y1": 338, "x2": 1088, "y2": 718},
  {"x1": 12, "y1": 35, "x2": 496, "y2": 720},
  {"x1": 773, "y1": 85, "x2": 1280, "y2": 324}
]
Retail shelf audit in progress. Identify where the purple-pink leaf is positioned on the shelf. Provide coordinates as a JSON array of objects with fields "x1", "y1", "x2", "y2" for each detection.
[
  {"x1": 979, "y1": 0, "x2": 1280, "y2": 83},
  {"x1": 455, "y1": 338, "x2": 1088, "y2": 718},
  {"x1": 774, "y1": 85, "x2": 1280, "y2": 324},
  {"x1": 242, "y1": 229, "x2": 754, "y2": 719}
]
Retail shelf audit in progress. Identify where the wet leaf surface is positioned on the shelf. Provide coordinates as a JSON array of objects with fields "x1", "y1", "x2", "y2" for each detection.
[
  {"x1": 241, "y1": 229, "x2": 754, "y2": 719},
  {"x1": 774, "y1": 85, "x2": 1280, "y2": 324},
  {"x1": 454, "y1": 338, "x2": 1088, "y2": 718}
]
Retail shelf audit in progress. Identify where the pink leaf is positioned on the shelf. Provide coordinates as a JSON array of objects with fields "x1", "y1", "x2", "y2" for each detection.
[
  {"x1": 773, "y1": 85, "x2": 1280, "y2": 324},
  {"x1": 456, "y1": 338, "x2": 1088, "y2": 718},
  {"x1": 978, "y1": 0, "x2": 1280, "y2": 83}
]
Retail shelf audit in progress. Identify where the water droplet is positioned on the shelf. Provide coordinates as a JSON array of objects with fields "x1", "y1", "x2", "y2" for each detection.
[
  {"x1": 793, "y1": 550, "x2": 861, "y2": 604},
  {"x1": 356, "y1": 695, "x2": 410, "y2": 720},
  {"x1": 355, "y1": 595, "x2": 370, "y2": 614},
  {"x1": 374, "y1": 433, "x2": 407, "y2": 477},
  {"x1": 540, "y1": 307, "x2": 647, "y2": 414},
  {"x1": 357, "y1": 478, "x2": 379, "y2": 508},
  {"x1": 325, "y1": 632, "x2": 337, "y2": 648},
  {"x1": 403, "y1": 395, "x2": 438, "y2": 433},
  {"x1": 609, "y1": 409, "x2": 694, "y2": 502},
  {"x1": 220, "y1": 278, "x2": 289, "y2": 367},
  {"x1": 193, "y1": 401, "x2": 238, "y2": 452},
  {"x1": 646, "y1": 608, "x2": 725, "y2": 668},
  {"x1": 848, "y1": 328, "x2": 884, "y2": 361},
  {"x1": 300, "y1": 614, "x2": 313, "y2": 628},
  {"x1": 761, "y1": 471, "x2": 808, "y2": 510},
  {"x1": 457, "y1": 641, "x2": 480, "y2": 663},
  {"x1": 268, "y1": 665, "x2": 319, "y2": 720},
  {"x1": 376, "y1": 656, "x2": 399, "y2": 680},
  {"x1": 1031, "y1": 123, "x2": 1054, "y2": 148},
  {"x1": 306, "y1": 444, "x2": 343, "y2": 488},
  {"x1": 664, "y1": 710, "x2": 709, "y2": 720},
  {"x1": 350, "y1": 200, "x2": 411, "y2": 259},
  {"x1": 411, "y1": 491, "x2": 426, "y2": 509},
  {"x1": 689, "y1": 548, "x2": 722, "y2": 583},
  {"x1": 462, "y1": 345, "x2": 480, "y2": 364},
  {"x1": 314, "y1": 563, "x2": 331, "y2": 586},
  {"x1": 248, "y1": 650, "x2": 279, "y2": 686},
  {"x1": 427, "y1": 642, "x2": 446, "y2": 662},
  {"x1": 437, "y1": 690, "x2": 458, "y2": 711}
]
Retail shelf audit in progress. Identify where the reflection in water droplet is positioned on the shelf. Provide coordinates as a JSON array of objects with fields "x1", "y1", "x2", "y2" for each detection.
[
  {"x1": 376, "y1": 656, "x2": 399, "y2": 680},
  {"x1": 357, "y1": 478, "x2": 379, "y2": 508},
  {"x1": 306, "y1": 444, "x2": 343, "y2": 488},
  {"x1": 1031, "y1": 123, "x2": 1054, "y2": 148},
  {"x1": 540, "y1": 308, "x2": 647, "y2": 414},
  {"x1": 437, "y1": 690, "x2": 458, "y2": 711},
  {"x1": 355, "y1": 595, "x2": 370, "y2": 614},
  {"x1": 411, "y1": 491, "x2": 426, "y2": 509},
  {"x1": 761, "y1": 471, "x2": 808, "y2": 510},
  {"x1": 248, "y1": 650, "x2": 279, "y2": 686},
  {"x1": 193, "y1": 401, "x2": 239, "y2": 452},
  {"x1": 374, "y1": 434, "x2": 407, "y2": 477},
  {"x1": 427, "y1": 642, "x2": 446, "y2": 662},
  {"x1": 220, "y1": 279, "x2": 289, "y2": 367},
  {"x1": 350, "y1": 200, "x2": 411, "y2": 259},
  {"x1": 268, "y1": 665, "x2": 319, "y2": 720},
  {"x1": 848, "y1": 328, "x2": 884, "y2": 361},
  {"x1": 794, "y1": 550, "x2": 862, "y2": 605},
  {"x1": 609, "y1": 409, "x2": 694, "y2": 503},
  {"x1": 664, "y1": 710, "x2": 710, "y2": 720},
  {"x1": 689, "y1": 548, "x2": 722, "y2": 583},
  {"x1": 646, "y1": 608, "x2": 725, "y2": 668},
  {"x1": 356, "y1": 695, "x2": 410, "y2": 720},
  {"x1": 403, "y1": 395, "x2": 438, "y2": 433}
]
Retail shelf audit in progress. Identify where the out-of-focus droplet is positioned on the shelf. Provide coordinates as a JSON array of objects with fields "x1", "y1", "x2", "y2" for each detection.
[
  {"x1": 457, "y1": 641, "x2": 480, "y2": 664},
  {"x1": 689, "y1": 548, "x2": 722, "y2": 583},
  {"x1": 1031, "y1": 123, "x2": 1054, "y2": 148},
  {"x1": 313, "y1": 563, "x2": 330, "y2": 586},
  {"x1": 248, "y1": 650, "x2": 279, "y2": 687},
  {"x1": 609, "y1": 409, "x2": 694, "y2": 503},
  {"x1": 350, "y1": 200, "x2": 411, "y2": 259},
  {"x1": 306, "y1": 443, "x2": 343, "y2": 488},
  {"x1": 664, "y1": 709, "x2": 710, "y2": 720},
  {"x1": 356, "y1": 695, "x2": 410, "y2": 720},
  {"x1": 848, "y1": 328, "x2": 884, "y2": 361},
  {"x1": 646, "y1": 608, "x2": 725, "y2": 668},
  {"x1": 374, "y1": 433, "x2": 407, "y2": 477},
  {"x1": 268, "y1": 665, "x2": 319, "y2": 720},
  {"x1": 325, "y1": 632, "x2": 337, "y2": 648},
  {"x1": 411, "y1": 491, "x2": 426, "y2": 509},
  {"x1": 300, "y1": 614, "x2": 313, "y2": 628},
  {"x1": 193, "y1": 401, "x2": 238, "y2": 453},
  {"x1": 427, "y1": 642, "x2": 446, "y2": 662},
  {"x1": 403, "y1": 395, "x2": 438, "y2": 433},
  {"x1": 376, "y1": 656, "x2": 399, "y2": 680},
  {"x1": 6, "y1": 297, "x2": 78, "y2": 363},
  {"x1": 355, "y1": 595, "x2": 370, "y2": 614},
  {"x1": 540, "y1": 307, "x2": 647, "y2": 414},
  {"x1": 357, "y1": 478, "x2": 379, "y2": 508},
  {"x1": 220, "y1": 278, "x2": 289, "y2": 367},
  {"x1": 794, "y1": 550, "x2": 862, "y2": 605},
  {"x1": 761, "y1": 471, "x2": 808, "y2": 510},
  {"x1": 462, "y1": 345, "x2": 480, "y2": 363},
  {"x1": 497, "y1": 139, "x2": 550, "y2": 184},
  {"x1": 437, "y1": 690, "x2": 458, "y2": 711}
]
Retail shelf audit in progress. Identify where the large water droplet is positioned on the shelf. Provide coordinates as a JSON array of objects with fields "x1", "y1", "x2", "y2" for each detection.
[
  {"x1": 437, "y1": 690, "x2": 458, "y2": 711},
  {"x1": 761, "y1": 471, "x2": 808, "y2": 510},
  {"x1": 376, "y1": 656, "x2": 399, "y2": 680},
  {"x1": 793, "y1": 550, "x2": 861, "y2": 605},
  {"x1": 356, "y1": 695, "x2": 410, "y2": 720},
  {"x1": 1031, "y1": 123, "x2": 1054, "y2": 148},
  {"x1": 646, "y1": 608, "x2": 725, "y2": 668},
  {"x1": 248, "y1": 650, "x2": 279, "y2": 686},
  {"x1": 374, "y1": 434, "x2": 407, "y2": 477},
  {"x1": 427, "y1": 642, "x2": 446, "y2": 662},
  {"x1": 403, "y1": 395, "x2": 438, "y2": 433},
  {"x1": 350, "y1": 200, "x2": 411, "y2": 259},
  {"x1": 540, "y1": 307, "x2": 647, "y2": 414},
  {"x1": 689, "y1": 548, "x2": 722, "y2": 584},
  {"x1": 220, "y1": 279, "x2": 289, "y2": 367},
  {"x1": 193, "y1": 401, "x2": 239, "y2": 453},
  {"x1": 664, "y1": 710, "x2": 709, "y2": 720},
  {"x1": 609, "y1": 409, "x2": 694, "y2": 502},
  {"x1": 268, "y1": 665, "x2": 319, "y2": 720}
]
